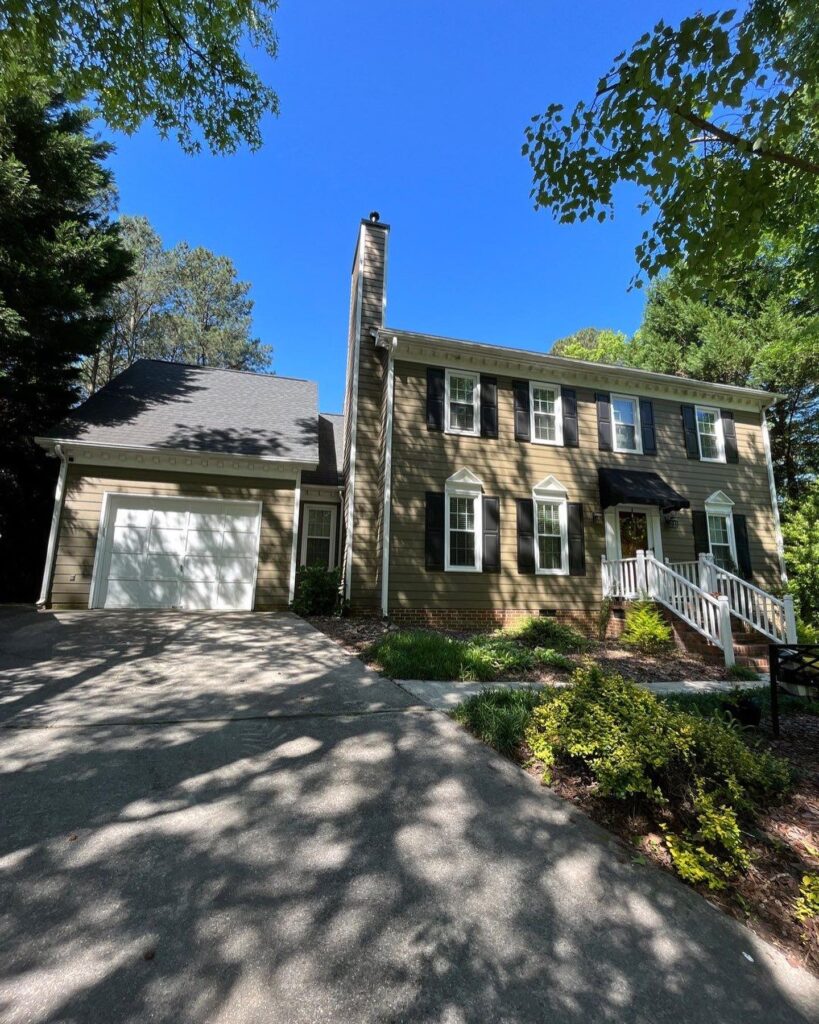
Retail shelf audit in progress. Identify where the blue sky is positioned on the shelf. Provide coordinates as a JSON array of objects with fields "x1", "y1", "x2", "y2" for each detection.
[{"x1": 106, "y1": 0, "x2": 696, "y2": 413}]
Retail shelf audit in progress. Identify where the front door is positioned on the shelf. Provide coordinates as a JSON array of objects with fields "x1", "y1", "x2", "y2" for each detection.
[{"x1": 618, "y1": 511, "x2": 649, "y2": 559}]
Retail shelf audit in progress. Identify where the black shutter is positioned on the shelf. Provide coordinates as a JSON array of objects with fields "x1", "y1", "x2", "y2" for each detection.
[
  {"x1": 426, "y1": 368, "x2": 445, "y2": 431},
  {"x1": 595, "y1": 392, "x2": 612, "y2": 451},
  {"x1": 425, "y1": 492, "x2": 445, "y2": 570},
  {"x1": 567, "y1": 502, "x2": 586, "y2": 576},
  {"x1": 733, "y1": 514, "x2": 753, "y2": 579},
  {"x1": 639, "y1": 399, "x2": 657, "y2": 455},
  {"x1": 482, "y1": 496, "x2": 500, "y2": 572},
  {"x1": 562, "y1": 387, "x2": 579, "y2": 447},
  {"x1": 513, "y1": 380, "x2": 530, "y2": 441},
  {"x1": 480, "y1": 376, "x2": 498, "y2": 439},
  {"x1": 692, "y1": 510, "x2": 710, "y2": 559},
  {"x1": 516, "y1": 498, "x2": 535, "y2": 574},
  {"x1": 681, "y1": 404, "x2": 700, "y2": 459},
  {"x1": 721, "y1": 410, "x2": 739, "y2": 463}
]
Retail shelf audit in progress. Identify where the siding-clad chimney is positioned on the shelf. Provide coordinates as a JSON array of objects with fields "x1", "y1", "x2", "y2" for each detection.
[{"x1": 341, "y1": 215, "x2": 389, "y2": 610}]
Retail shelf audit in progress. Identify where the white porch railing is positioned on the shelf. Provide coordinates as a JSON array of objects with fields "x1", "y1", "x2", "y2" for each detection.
[
  {"x1": 602, "y1": 550, "x2": 734, "y2": 666},
  {"x1": 666, "y1": 553, "x2": 797, "y2": 645}
]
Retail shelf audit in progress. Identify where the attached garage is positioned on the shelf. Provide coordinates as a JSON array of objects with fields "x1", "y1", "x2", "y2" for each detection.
[{"x1": 92, "y1": 495, "x2": 263, "y2": 610}]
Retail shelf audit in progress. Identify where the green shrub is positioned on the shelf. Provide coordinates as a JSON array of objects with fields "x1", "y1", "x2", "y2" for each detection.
[
  {"x1": 532, "y1": 647, "x2": 575, "y2": 671},
  {"x1": 465, "y1": 633, "x2": 536, "y2": 673},
  {"x1": 621, "y1": 601, "x2": 673, "y2": 654},
  {"x1": 794, "y1": 874, "x2": 819, "y2": 923},
  {"x1": 726, "y1": 664, "x2": 759, "y2": 681},
  {"x1": 452, "y1": 688, "x2": 542, "y2": 757},
  {"x1": 291, "y1": 566, "x2": 341, "y2": 616},
  {"x1": 524, "y1": 665, "x2": 791, "y2": 888},
  {"x1": 797, "y1": 618, "x2": 819, "y2": 644},
  {"x1": 368, "y1": 630, "x2": 487, "y2": 681},
  {"x1": 505, "y1": 615, "x2": 588, "y2": 653}
]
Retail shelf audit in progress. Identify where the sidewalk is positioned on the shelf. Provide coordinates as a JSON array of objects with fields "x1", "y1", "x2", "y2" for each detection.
[{"x1": 398, "y1": 676, "x2": 767, "y2": 710}]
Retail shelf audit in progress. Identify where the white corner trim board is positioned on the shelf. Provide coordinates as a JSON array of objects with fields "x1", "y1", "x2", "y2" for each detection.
[
  {"x1": 380, "y1": 336, "x2": 397, "y2": 615},
  {"x1": 761, "y1": 408, "x2": 788, "y2": 583},
  {"x1": 37, "y1": 444, "x2": 68, "y2": 607},
  {"x1": 343, "y1": 223, "x2": 366, "y2": 601},
  {"x1": 288, "y1": 471, "x2": 302, "y2": 604}
]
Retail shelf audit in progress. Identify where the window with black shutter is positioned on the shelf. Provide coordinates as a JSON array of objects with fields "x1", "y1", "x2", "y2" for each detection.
[{"x1": 595, "y1": 392, "x2": 612, "y2": 451}]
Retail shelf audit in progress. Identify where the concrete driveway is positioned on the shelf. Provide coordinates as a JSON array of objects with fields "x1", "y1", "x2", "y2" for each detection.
[{"x1": 0, "y1": 610, "x2": 817, "y2": 1023}]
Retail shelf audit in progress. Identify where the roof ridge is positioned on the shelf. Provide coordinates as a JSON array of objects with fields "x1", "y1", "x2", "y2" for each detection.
[{"x1": 136, "y1": 358, "x2": 312, "y2": 386}]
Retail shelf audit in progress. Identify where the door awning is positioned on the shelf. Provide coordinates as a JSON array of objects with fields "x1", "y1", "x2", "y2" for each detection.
[{"x1": 598, "y1": 468, "x2": 690, "y2": 513}]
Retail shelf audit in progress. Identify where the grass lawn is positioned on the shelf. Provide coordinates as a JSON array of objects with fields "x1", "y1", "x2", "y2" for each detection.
[{"x1": 452, "y1": 671, "x2": 819, "y2": 977}]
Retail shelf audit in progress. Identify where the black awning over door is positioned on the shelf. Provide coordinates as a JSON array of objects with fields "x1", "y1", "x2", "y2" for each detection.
[{"x1": 598, "y1": 468, "x2": 690, "y2": 513}]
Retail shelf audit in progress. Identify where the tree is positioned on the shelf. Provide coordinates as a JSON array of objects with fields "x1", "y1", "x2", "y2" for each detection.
[
  {"x1": 0, "y1": 92, "x2": 130, "y2": 599},
  {"x1": 523, "y1": 1, "x2": 819, "y2": 289},
  {"x1": 83, "y1": 221, "x2": 271, "y2": 392},
  {"x1": 0, "y1": 1, "x2": 279, "y2": 153},
  {"x1": 782, "y1": 479, "x2": 819, "y2": 626},
  {"x1": 551, "y1": 327, "x2": 633, "y2": 364}
]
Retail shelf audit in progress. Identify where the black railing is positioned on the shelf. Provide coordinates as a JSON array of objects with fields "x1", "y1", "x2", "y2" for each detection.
[{"x1": 769, "y1": 643, "x2": 819, "y2": 737}]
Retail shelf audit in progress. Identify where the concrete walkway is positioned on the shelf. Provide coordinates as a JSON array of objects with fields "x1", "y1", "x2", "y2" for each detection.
[
  {"x1": 0, "y1": 611, "x2": 815, "y2": 1023},
  {"x1": 398, "y1": 676, "x2": 767, "y2": 710}
]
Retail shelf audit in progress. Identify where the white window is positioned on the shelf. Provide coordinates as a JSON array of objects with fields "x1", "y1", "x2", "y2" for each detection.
[
  {"x1": 445, "y1": 369, "x2": 480, "y2": 436},
  {"x1": 301, "y1": 505, "x2": 337, "y2": 568},
  {"x1": 444, "y1": 468, "x2": 483, "y2": 572},
  {"x1": 704, "y1": 491, "x2": 737, "y2": 570},
  {"x1": 532, "y1": 475, "x2": 569, "y2": 575},
  {"x1": 529, "y1": 381, "x2": 563, "y2": 445},
  {"x1": 611, "y1": 394, "x2": 642, "y2": 453},
  {"x1": 696, "y1": 406, "x2": 725, "y2": 462}
]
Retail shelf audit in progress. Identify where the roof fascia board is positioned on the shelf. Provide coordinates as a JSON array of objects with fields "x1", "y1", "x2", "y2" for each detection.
[{"x1": 379, "y1": 329, "x2": 782, "y2": 411}]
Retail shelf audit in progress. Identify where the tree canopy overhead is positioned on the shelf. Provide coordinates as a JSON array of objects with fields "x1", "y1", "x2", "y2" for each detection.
[
  {"x1": 0, "y1": 1, "x2": 279, "y2": 153},
  {"x1": 524, "y1": 1, "x2": 819, "y2": 289}
]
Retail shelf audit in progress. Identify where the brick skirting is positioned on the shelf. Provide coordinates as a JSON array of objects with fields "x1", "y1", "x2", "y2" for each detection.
[{"x1": 387, "y1": 606, "x2": 622, "y2": 638}]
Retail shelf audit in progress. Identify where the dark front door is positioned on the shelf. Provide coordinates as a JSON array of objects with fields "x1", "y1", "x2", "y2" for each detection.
[{"x1": 619, "y1": 511, "x2": 649, "y2": 559}]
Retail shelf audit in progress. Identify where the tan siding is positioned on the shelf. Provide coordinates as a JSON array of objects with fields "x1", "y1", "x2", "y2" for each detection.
[
  {"x1": 387, "y1": 364, "x2": 781, "y2": 613},
  {"x1": 49, "y1": 465, "x2": 295, "y2": 610}
]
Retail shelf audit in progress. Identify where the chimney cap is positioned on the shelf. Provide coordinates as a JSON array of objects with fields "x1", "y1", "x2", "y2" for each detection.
[{"x1": 369, "y1": 210, "x2": 380, "y2": 223}]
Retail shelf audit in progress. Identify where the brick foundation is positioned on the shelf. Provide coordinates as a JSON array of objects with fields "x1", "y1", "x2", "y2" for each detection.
[{"x1": 388, "y1": 606, "x2": 609, "y2": 637}]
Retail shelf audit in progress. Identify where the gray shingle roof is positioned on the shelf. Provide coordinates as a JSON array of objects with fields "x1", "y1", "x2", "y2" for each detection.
[
  {"x1": 43, "y1": 360, "x2": 319, "y2": 463},
  {"x1": 303, "y1": 413, "x2": 344, "y2": 485}
]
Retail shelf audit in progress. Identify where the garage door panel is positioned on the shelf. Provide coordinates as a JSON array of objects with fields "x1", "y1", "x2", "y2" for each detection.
[
  {"x1": 151, "y1": 509, "x2": 188, "y2": 530},
  {"x1": 217, "y1": 582, "x2": 253, "y2": 610},
  {"x1": 142, "y1": 580, "x2": 179, "y2": 607},
  {"x1": 113, "y1": 507, "x2": 151, "y2": 528},
  {"x1": 183, "y1": 556, "x2": 220, "y2": 581},
  {"x1": 178, "y1": 581, "x2": 218, "y2": 610},
  {"x1": 222, "y1": 532, "x2": 257, "y2": 556},
  {"x1": 112, "y1": 525, "x2": 147, "y2": 554},
  {"x1": 219, "y1": 557, "x2": 256, "y2": 584},
  {"x1": 147, "y1": 528, "x2": 186, "y2": 555},
  {"x1": 143, "y1": 554, "x2": 182, "y2": 580},
  {"x1": 186, "y1": 530, "x2": 224, "y2": 556},
  {"x1": 105, "y1": 579, "x2": 143, "y2": 608},
  {"x1": 188, "y1": 512, "x2": 224, "y2": 531},
  {"x1": 108, "y1": 553, "x2": 143, "y2": 579}
]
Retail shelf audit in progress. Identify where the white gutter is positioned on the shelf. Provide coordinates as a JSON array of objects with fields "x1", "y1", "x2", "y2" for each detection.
[
  {"x1": 380, "y1": 337, "x2": 397, "y2": 616},
  {"x1": 288, "y1": 470, "x2": 302, "y2": 604},
  {"x1": 760, "y1": 409, "x2": 788, "y2": 584},
  {"x1": 36, "y1": 444, "x2": 68, "y2": 608},
  {"x1": 342, "y1": 224, "x2": 366, "y2": 601}
]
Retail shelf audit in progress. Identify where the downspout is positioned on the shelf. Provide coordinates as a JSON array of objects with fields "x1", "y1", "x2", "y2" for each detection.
[
  {"x1": 760, "y1": 406, "x2": 788, "y2": 584},
  {"x1": 288, "y1": 470, "x2": 302, "y2": 605},
  {"x1": 36, "y1": 444, "x2": 68, "y2": 608},
  {"x1": 380, "y1": 337, "x2": 397, "y2": 617}
]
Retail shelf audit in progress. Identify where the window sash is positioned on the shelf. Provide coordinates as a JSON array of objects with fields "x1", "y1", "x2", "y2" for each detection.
[
  {"x1": 446, "y1": 494, "x2": 479, "y2": 569},
  {"x1": 696, "y1": 407, "x2": 724, "y2": 461},
  {"x1": 445, "y1": 371, "x2": 479, "y2": 435},
  {"x1": 534, "y1": 498, "x2": 566, "y2": 574},
  {"x1": 707, "y1": 512, "x2": 734, "y2": 569},
  {"x1": 611, "y1": 396, "x2": 641, "y2": 453},
  {"x1": 529, "y1": 382, "x2": 562, "y2": 445},
  {"x1": 301, "y1": 505, "x2": 336, "y2": 568}
]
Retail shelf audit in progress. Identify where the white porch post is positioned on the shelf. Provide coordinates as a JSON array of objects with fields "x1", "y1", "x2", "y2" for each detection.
[
  {"x1": 699, "y1": 552, "x2": 717, "y2": 593},
  {"x1": 717, "y1": 595, "x2": 735, "y2": 667},
  {"x1": 783, "y1": 595, "x2": 797, "y2": 644},
  {"x1": 601, "y1": 554, "x2": 610, "y2": 598},
  {"x1": 636, "y1": 549, "x2": 647, "y2": 597}
]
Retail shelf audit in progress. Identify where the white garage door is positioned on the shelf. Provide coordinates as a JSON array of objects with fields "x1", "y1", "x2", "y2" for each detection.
[{"x1": 94, "y1": 495, "x2": 263, "y2": 610}]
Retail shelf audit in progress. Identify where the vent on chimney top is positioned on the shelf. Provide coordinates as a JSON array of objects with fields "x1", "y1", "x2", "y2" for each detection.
[{"x1": 369, "y1": 211, "x2": 380, "y2": 223}]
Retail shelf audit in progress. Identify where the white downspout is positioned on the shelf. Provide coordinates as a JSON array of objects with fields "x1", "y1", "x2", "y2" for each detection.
[
  {"x1": 380, "y1": 337, "x2": 397, "y2": 617},
  {"x1": 760, "y1": 406, "x2": 787, "y2": 584},
  {"x1": 288, "y1": 470, "x2": 302, "y2": 605},
  {"x1": 37, "y1": 444, "x2": 68, "y2": 608}
]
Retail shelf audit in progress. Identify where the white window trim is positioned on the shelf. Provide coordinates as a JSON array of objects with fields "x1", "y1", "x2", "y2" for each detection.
[
  {"x1": 529, "y1": 380, "x2": 563, "y2": 446},
  {"x1": 445, "y1": 368, "x2": 480, "y2": 437},
  {"x1": 611, "y1": 393, "x2": 642, "y2": 454},
  {"x1": 704, "y1": 491, "x2": 737, "y2": 567},
  {"x1": 695, "y1": 405, "x2": 726, "y2": 463},
  {"x1": 300, "y1": 503, "x2": 338, "y2": 569},
  {"x1": 532, "y1": 476, "x2": 569, "y2": 576},
  {"x1": 444, "y1": 468, "x2": 483, "y2": 572}
]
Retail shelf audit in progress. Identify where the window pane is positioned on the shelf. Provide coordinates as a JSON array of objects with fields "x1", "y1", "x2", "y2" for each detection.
[
  {"x1": 697, "y1": 409, "x2": 721, "y2": 459},
  {"x1": 449, "y1": 496, "x2": 476, "y2": 567},
  {"x1": 449, "y1": 497, "x2": 474, "y2": 531},
  {"x1": 537, "y1": 501, "x2": 560, "y2": 536},
  {"x1": 536, "y1": 500, "x2": 562, "y2": 570},
  {"x1": 449, "y1": 531, "x2": 476, "y2": 566},
  {"x1": 612, "y1": 398, "x2": 638, "y2": 451},
  {"x1": 305, "y1": 537, "x2": 331, "y2": 566},
  {"x1": 708, "y1": 514, "x2": 732, "y2": 569},
  {"x1": 538, "y1": 535, "x2": 562, "y2": 570},
  {"x1": 449, "y1": 376, "x2": 475, "y2": 431},
  {"x1": 532, "y1": 386, "x2": 557, "y2": 442},
  {"x1": 307, "y1": 508, "x2": 332, "y2": 538}
]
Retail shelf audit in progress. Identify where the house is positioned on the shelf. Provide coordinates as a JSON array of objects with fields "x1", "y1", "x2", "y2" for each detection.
[{"x1": 36, "y1": 213, "x2": 794, "y2": 657}]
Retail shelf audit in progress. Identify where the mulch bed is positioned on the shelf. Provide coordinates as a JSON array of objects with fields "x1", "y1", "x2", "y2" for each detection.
[{"x1": 524, "y1": 710, "x2": 819, "y2": 976}]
